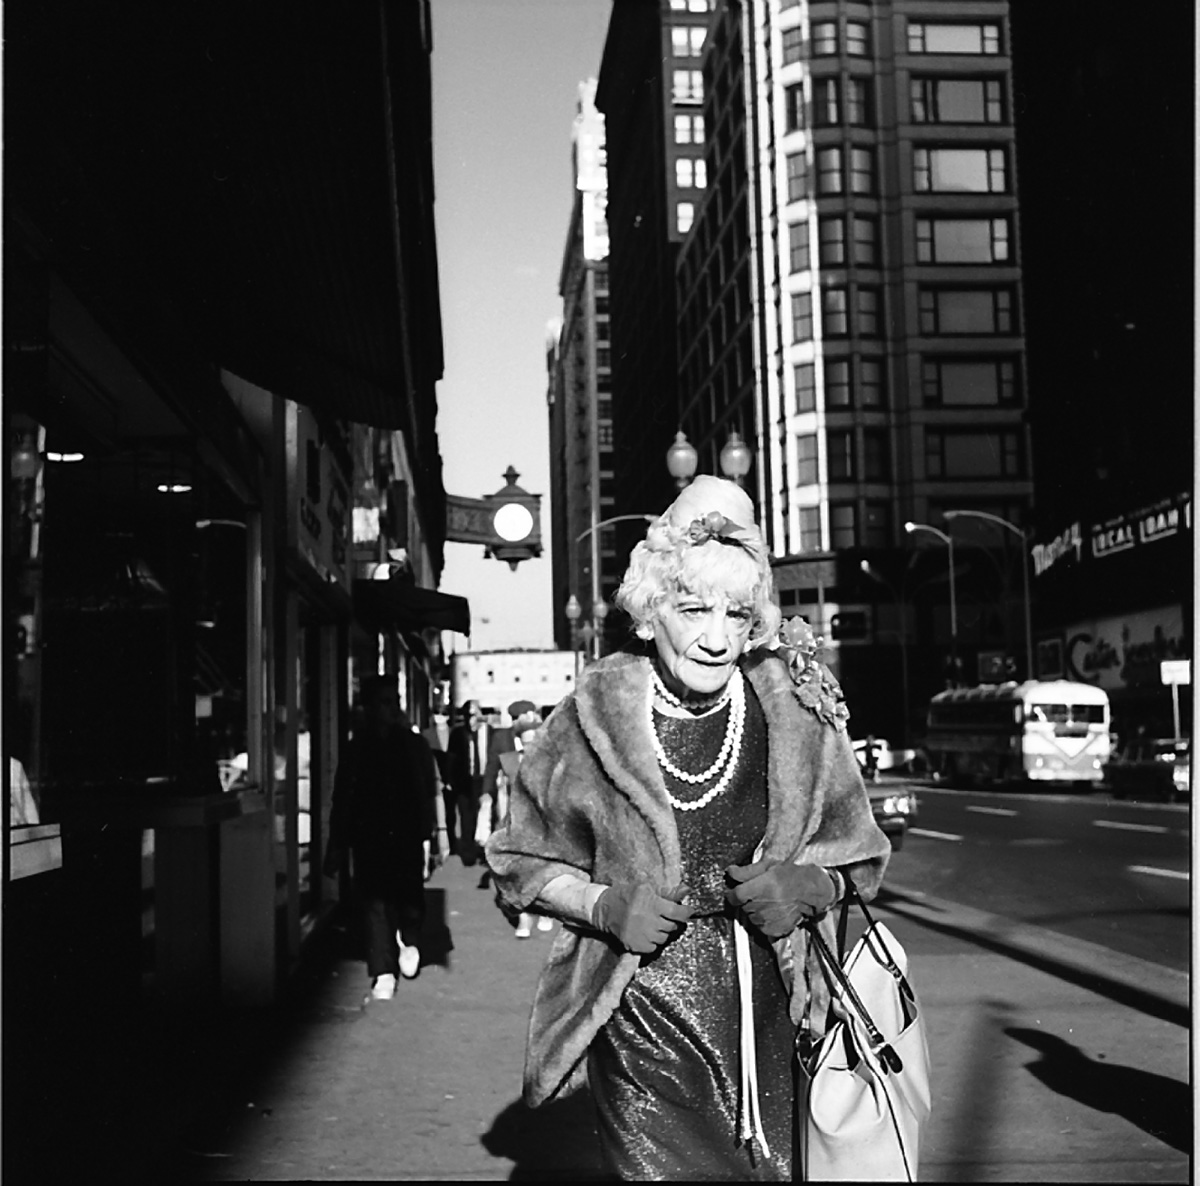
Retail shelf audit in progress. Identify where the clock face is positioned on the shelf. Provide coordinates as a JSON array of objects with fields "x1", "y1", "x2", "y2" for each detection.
[{"x1": 493, "y1": 502, "x2": 534, "y2": 543}]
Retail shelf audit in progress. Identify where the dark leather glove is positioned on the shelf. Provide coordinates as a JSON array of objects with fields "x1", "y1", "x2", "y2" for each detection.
[
  {"x1": 592, "y1": 883, "x2": 694, "y2": 954},
  {"x1": 724, "y1": 860, "x2": 837, "y2": 938}
]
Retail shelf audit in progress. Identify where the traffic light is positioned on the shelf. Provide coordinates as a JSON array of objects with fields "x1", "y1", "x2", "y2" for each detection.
[{"x1": 445, "y1": 466, "x2": 543, "y2": 570}]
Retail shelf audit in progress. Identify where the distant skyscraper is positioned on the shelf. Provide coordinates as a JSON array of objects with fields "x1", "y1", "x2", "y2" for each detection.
[
  {"x1": 547, "y1": 79, "x2": 614, "y2": 652},
  {"x1": 596, "y1": 0, "x2": 718, "y2": 584}
]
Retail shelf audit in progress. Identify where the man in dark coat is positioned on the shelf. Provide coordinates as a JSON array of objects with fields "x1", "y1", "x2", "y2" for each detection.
[
  {"x1": 445, "y1": 701, "x2": 485, "y2": 865},
  {"x1": 325, "y1": 676, "x2": 436, "y2": 1000}
]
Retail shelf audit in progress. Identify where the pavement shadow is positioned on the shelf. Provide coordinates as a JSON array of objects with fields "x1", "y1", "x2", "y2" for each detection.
[
  {"x1": 481, "y1": 1091, "x2": 612, "y2": 1180},
  {"x1": 1005, "y1": 1026, "x2": 1191, "y2": 1152}
]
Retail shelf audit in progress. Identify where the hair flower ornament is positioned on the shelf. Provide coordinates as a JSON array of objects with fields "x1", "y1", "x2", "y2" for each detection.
[
  {"x1": 772, "y1": 616, "x2": 850, "y2": 732},
  {"x1": 682, "y1": 511, "x2": 760, "y2": 553}
]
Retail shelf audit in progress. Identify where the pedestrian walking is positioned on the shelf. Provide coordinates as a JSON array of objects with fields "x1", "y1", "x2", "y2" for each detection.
[
  {"x1": 446, "y1": 701, "x2": 487, "y2": 865},
  {"x1": 324, "y1": 676, "x2": 436, "y2": 1001},
  {"x1": 486, "y1": 476, "x2": 891, "y2": 1179}
]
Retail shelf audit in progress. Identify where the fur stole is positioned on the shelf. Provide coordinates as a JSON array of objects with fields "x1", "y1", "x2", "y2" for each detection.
[{"x1": 485, "y1": 648, "x2": 891, "y2": 1106}]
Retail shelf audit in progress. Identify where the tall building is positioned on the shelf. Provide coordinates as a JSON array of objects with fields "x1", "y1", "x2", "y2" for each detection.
[
  {"x1": 671, "y1": 0, "x2": 1032, "y2": 737},
  {"x1": 596, "y1": 0, "x2": 719, "y2": 588},
  {"x1": 547, "y1": 80, "x2": 616, "y2": 653},
  {"x1": 1010, "y1": 0, "x2": 1193, "y2": 741}
]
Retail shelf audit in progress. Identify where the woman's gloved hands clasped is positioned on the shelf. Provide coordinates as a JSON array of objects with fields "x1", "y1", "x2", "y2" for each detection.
[
  {"x1": 592, "y1": 882, "x2": 694, "y2": 954},
  {"x1": 724, "y1": 860, "x2": 837, "y2": 938}
]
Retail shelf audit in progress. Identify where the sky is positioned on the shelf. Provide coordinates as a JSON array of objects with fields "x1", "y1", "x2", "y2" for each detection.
[{"x1": 431, "y1": 0, "x2": 614, "y2": 654}]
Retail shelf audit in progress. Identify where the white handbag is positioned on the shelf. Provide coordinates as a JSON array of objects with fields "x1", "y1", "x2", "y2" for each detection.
[{"x1": 799, "y1": 878, "x2": 931, "y2": 1182}]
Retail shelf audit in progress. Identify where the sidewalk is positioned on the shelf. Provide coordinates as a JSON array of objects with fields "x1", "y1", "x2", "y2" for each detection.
[{"x1": 176, "y1": 858, "x2": 1190, "y2": 1183}]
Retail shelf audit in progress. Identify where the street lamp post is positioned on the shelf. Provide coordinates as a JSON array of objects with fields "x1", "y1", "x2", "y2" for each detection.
[
  {"x1": 666, "y1": 431, "x2": 699, "y2": 488},
  {"x1": 860, "y1": 560, "x2": 911, "y2": 746},
  {"x1": 718, "y1": 430, "x2": 753, "y2": 487},
  {"x1": 905, "y1": 520, "x2": 959, "y2": 685},
  {"x1": 944, "y1": 509, "x2": 1033, "y2": 682},
  {"x1": 564, "y1": 594, "x2": 583, "y2": 677}
]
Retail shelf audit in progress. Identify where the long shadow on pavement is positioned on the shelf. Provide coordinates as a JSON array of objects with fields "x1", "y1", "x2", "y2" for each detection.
[
  {"x1": 1005, "y1": 1026, "x2": 1192, "y2": 1153},
  {"x1": 482, "y1": 1090, "x2": 612, "y2": 1181}
]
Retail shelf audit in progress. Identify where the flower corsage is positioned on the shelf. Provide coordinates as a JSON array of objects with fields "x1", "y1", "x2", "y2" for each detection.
[{"x1": 771, "y1": 616, "x2": 850, "y2": 732}]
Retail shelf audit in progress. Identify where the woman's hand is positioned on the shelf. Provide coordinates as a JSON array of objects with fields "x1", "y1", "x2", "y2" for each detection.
[
  {"x1": 592, "y1": 883, "x2": 694, "y2": 954},
  {"x1": 724, "y1": 860, "x2": 837, "y2": 938}
]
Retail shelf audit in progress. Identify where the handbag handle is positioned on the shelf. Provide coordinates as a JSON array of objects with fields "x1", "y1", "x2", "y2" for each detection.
[{"x1": 809, "y1": 872, "x2": 904, "y2": 1074}]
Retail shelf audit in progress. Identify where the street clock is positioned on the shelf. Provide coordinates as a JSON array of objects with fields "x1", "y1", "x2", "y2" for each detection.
[{"x1": 445, "y1": 466, "x2": 543, "y2": 570}]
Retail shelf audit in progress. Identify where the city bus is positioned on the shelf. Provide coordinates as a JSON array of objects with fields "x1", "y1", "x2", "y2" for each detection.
[{"x1": 923, "y1": 680, "x2": 1111, "y2": 787}]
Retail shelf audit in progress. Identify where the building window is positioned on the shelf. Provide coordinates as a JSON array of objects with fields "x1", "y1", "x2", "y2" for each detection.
[
  {"x1": 857, "y1": 287, "x2": 882, "y2": 336},
  {"x1": 911, "y1": 77, "x2": 1005, "y2": 124},
  {"x1": 827, "y1": 429, "x2": 855, "y2": 480},
  {"x1": 673, "y1": 69, "x2": 704, "y2": 103},
  {"x1": 818, "y1": 216, "x2": 846, "y2": 265},
  {"x1": 863, "y1": 502, "x2": 890, "y2": 548},
  {"x1": 785, "y1": 84, "x2": 805, "y2": 131},
  {"x1": 813, "y1": 78, "x2": 840, "y2": 126},
  {"x1": 849, "y1": 146, "x2": 874, "y2": 194},
  {"x1": 846, "y1": 78, "x2": 872, "y2": 126},
  {"x1": 913, "y1": 147, "x2": 1007, "y2": 193},
  {"x1": 674, "y1": 113, "x2": 705, "y2": 144},
  {"x1": 816, "y1": 146, "x2": 843, "y2": 194},
  {"x1": 812, "y1": 21, "x2": 838, "y2": 55},
  {"x1": 853, "y1": 216, "x2": 879, "y2": 266},
  {"x1": 782, "y1": 25, "x2": 805, "y2": 65},
  {"x1": 922, "y1": 358, "x2": 1020, "y2": 405},
  {"x1": 863, "y1": 429, "x2": 890, "y2": 480},
  {"x1": 908, "y1": 22, "x2": 1002, "y2": 55},
  {"x1": 677, "y1": 201, "x2": 696, "y2": 234},
  {"x1": 860, "y1": 357, "x2": 887, "y2": 407},
  {"x1": 786, "y1": 152, "x2": 808, "y2": 201},
  {"x1": 916, "y1": 218, "x2": 1010, "y2": 264},
  {"x1": 798, "y1": 506, "x2": 821, "y2": 551},
  {"x1": 830, "y1": 503, "x2": 857, "y2": 548},
  {"x1": 796, "y1": 433, "x2": 819, "y2": 484},
  {"x1": 795, "y1": 362, "x2": 816, "y2": 412},
  {"x1": 597, "y1": 421, "x2": 614, "y2": 448},
  {"x1": 792, "y1": 291, "x2": 814, "y2": 342},
  {"x1": 925, "y1": 430, "x2": 1023, "y2": 478},
  {"x1": 825, "y1": 359, "x2": 851, "y2": 408},
  {"x1": 676, "y1": 158, "x2": 694, "y2": 188},
  {"x1": 789, "y1": 220, "x2": 811, "y2": 273},
  {"x1": 919, "y1": 288, "x2": 1015, "y2": 335},
  {"x1": 822, "y1": 286, "x2": 849, "y2": 336},
  {"x1": 846, "y1": 21, "x2": 871, "y2": 57},
  {"x1": 596, "y1": 347, "x2": 611, "y2": 369}
]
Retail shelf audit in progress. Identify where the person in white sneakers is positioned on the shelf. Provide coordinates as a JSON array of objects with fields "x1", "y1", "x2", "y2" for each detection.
[{"x1": 325, "y1": 676, "x2": 437, "y2": 1000}]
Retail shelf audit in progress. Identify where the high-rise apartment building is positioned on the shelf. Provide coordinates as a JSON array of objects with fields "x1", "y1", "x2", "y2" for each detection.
[
  {"x1": 674, "y1": 0, "x2": 1031, "y2": 736},
  {"x1": 547, "y1": 80, "x2": 616, "y2": 652},
  {"x1": 596, "y1": 0, "x2": 719, "y2": 587}
]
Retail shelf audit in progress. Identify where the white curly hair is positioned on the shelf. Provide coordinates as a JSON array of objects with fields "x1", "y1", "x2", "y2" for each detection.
[{"x1": 615, "y1": 476, "x2": 780, "y2": 649}]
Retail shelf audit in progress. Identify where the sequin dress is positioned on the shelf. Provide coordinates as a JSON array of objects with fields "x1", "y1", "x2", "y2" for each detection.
[{"x1": 587, "y1": 683, "x2": 796, "y2": 1181}]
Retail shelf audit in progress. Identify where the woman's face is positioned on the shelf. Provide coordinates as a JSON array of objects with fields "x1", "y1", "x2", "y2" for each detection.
[{"x1": 652, "y1": 588, "x2": 754, "y2": 700}]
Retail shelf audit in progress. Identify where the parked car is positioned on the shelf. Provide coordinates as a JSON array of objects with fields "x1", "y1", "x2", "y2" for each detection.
[
  {"x1": 1106, "y1": 737, "x2": 1190, "y2": 802},
  {"x1": 869, "y1": 785, "x2": 918, "y2": 850}
]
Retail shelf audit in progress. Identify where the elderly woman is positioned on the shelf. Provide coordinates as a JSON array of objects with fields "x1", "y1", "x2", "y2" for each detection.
[{"x1": 485, "y1": 476, "x2": 891, "y2": 1180}]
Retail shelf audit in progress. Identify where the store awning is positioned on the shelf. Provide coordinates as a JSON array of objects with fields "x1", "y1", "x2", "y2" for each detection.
[{"x1": 353, "y1": 580, "x2": 470, "y2": 637}]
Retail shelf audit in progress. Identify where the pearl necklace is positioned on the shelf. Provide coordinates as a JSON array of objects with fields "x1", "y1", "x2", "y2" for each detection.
[
  {"x1": 651, "y1": 667, "x2": 731, "y2": 716},
  {"x1": 650, "y1": 670, "x2": 746, "y2": 812}
]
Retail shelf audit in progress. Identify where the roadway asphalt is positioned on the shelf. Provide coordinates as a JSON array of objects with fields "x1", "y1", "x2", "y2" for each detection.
[{"x1": 159, "y1": 853, "x2": 1193, "y2": 1183}]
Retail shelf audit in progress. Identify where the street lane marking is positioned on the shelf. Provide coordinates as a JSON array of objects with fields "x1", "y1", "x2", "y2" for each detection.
[
  {"x1": 1127, "y1": 865, "x2": 1189, "y2": 881},
  {"x1": 909, "y1": 827, "x2": 963, "y2": 841},
  {"x1": 966, "y1": 806, "x2": 1018, "y2": 817},
  {"x1": 1094, "y1": 820, "x2": 1169, "y2": 834}
]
